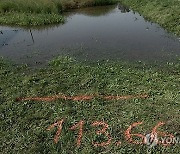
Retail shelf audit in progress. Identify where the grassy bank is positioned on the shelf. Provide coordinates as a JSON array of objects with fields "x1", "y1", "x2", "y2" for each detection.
[
  {"x1": 119, "y1": 0, "x2": 180, "y2": 35},
  {"x1": 0, "y1": 57, "x2": 179, "y2": 153},
  {"x1": 0, "y1": 0, "x2": 117, "y2": 26},
  {"x1": 0, "y1": 12, "x2": 64, "y2": 26}
]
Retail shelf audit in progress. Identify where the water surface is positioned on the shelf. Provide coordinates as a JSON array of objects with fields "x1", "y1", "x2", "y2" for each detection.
[{"x1": 0, "y1": 5, "x2": 180, "y2": 66}]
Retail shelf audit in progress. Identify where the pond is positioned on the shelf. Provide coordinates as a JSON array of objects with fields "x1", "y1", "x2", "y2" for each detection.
[{"x1": 0, "y1": 4, "x2": 180, "y2": 66}]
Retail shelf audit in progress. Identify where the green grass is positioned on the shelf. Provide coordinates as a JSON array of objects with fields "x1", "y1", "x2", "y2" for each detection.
[
  {"x1": 0, "y1": 0, "x2": 117, "y2": 26},
  {"x1": 119, "y1": 0, "x2": 180, "y2": 35},
  {"x1": 0, "y1": 56, "x2": 180, "y2": 153},
  {"x1": 0, "y1": 12, "x2": 64, "y2": 26}
]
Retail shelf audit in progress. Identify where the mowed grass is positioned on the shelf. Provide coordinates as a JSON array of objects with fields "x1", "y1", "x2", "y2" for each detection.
[
  {"x1": 0, "y1": 0, "x2": 117, "y2": 26},
  {"x1": 120, "y1": 0, "x2": 180, "y2": 35},
  {"x1": 0, "y1": 57, "x2": 180, "y2": 153}
]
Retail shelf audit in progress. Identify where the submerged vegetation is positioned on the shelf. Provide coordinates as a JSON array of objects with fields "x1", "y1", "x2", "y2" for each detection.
[
  {"x1": 120, "y1": 0, "x2": 180, "y2": 35},
  {"x1": 0, "y1": 57, "x2": 180, "y2": 153}
]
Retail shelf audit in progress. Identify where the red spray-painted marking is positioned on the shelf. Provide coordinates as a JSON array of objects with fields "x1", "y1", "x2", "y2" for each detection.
[
  {"x1": 125, "y1": 121, "x2": 175, "y2": 146},
  {"x1": 69, "y1": 120, "x2": 84, "y2": 147},
  {"x1": 47, "y1": 119, "x2": 64, "y2": 144},
  {"x1": 124, "y1": 121, "x2": 145, "y2": 145},
  {"x1": 91, "y1": 121, "x2": 112, "y2": 147},
  {"x1": 151, "y1": 122, "x2": 175, "y2": 146},
  {"x1": 16, "y1": 94, "x2": 148, "y2": 102},
  {"x1": 47, "y1": 120, "x2": 175, "y2": 147}
]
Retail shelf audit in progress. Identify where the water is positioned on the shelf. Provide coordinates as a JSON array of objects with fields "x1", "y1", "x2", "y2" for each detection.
[{"x1": 0, "y1": 5, "x2": 180, "y2": 66}]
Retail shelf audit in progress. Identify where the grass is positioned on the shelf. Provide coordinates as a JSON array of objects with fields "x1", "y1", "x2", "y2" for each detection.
[
  {"x1": 0, "y1": 0, "x2": 117, "y2": 26},
  {"x1": 0, "y1": 56, "x2": 180, "y2": 153},
  {"x1": 119, "y1": 0, "x2": 180, "y2": 35},
  {"x1": 0, "y1": 12, "x2": 64, "y2": 26}
]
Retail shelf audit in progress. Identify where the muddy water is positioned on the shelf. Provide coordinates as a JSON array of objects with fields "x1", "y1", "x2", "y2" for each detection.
[{"x1": 0, "y1": 5, "x2": 180, "y2": 66}]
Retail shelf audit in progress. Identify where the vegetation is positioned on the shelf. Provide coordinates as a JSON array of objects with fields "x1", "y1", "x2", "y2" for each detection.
[
  {"x1": 0, "y1": 12, "x2": 64, "y2": 26},
  {"x1": 0, "y1": 0, "x2": 117, "y2": 26},
  {"x1": 119, "y1": 0, "x2": 180, "y2": 35},
  {"x1": 0, "y1": 56, "x2": 179, "y2": 153}
]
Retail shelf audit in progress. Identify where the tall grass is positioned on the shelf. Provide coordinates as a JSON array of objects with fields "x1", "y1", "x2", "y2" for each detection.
[
  {"x1": 0, "y1": 0, "x2": 64, "y2": 26},
  {"x1": 0, "y1": 0, "x2": 63, "y2": 14},
  {"x1": 0, "y1": 0, "x2": 117, "y2": 14}
]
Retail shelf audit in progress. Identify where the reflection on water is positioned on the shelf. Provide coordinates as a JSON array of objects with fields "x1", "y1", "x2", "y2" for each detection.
[
  {"x1": 65, "y1": 5, "x2": 116, "y2": 17},
  {"x1": 0, "y1": 4, "x2": 180, "y2": 66}
]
